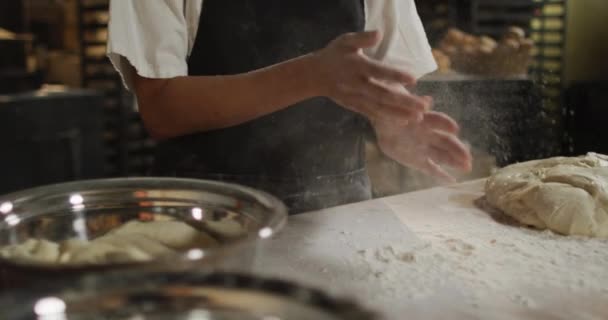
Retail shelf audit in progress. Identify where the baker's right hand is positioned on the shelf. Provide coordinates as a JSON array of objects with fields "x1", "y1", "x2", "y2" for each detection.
[{"x1": 311, "y1": 30, "x2": 430, "y2": 123}]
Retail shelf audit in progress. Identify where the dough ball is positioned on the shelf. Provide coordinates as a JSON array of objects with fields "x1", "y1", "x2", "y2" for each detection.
[
  {"x1": 441, "y1": 45, "x2": 458, "y2": 56},
  {"x1": 462, "y1": 44, "x2": 476, "y2": 55},
  {"x1": 519, "y1": 39, "x2": 535, "y2": 55},
  {"x1": 478, "y1": 44, "x2": 495, "y2": 55},
  {"x1": 485, "y1": 153, "x2": 608, "y2": 238},
  {"x1": 504, "y1": 26, "x2": 526, "y2": 41},
  {"x1": 111, "y1": 220, "x2": 219, "y2": 250},
  {"x1": 432, "y1": 49, "x2": 452, "y2": 72},
  {"x1": 479, "y1": 36, "x2": 498, "y2": 51},
  {"x1": 462, "y1": 35, "x2": 479, "y2": 46},
  {"x1": 501, "y1": 39, "x2": 521, "y2": 51},
  {"x1": 444, "y1": 28, "x2": 466, "y2": 45}
]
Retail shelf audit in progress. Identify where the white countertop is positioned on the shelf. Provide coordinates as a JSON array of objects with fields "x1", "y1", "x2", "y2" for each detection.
[{"x1": 255, "y1": 180, "x2": 608, "y2": 320}]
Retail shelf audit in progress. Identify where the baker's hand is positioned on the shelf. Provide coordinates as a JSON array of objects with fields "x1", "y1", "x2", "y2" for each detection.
[
  {"x1": 312, "y1": 30, "x2": 429, "y2": 124},
  {"x1": 374, "y1": 97, "x2": 473, "y2": 182}
]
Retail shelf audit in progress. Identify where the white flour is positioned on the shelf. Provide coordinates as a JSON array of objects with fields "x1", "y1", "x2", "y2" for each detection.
[
  {"x1": 257, "y1": 181, "x2": 608, "y2": 319},
  {"x1": 353, "y1": 228, "x2": 608, "y2": 307},
  {"x1": 372, "y1": 182, "x2": 608, "y2": 319}
]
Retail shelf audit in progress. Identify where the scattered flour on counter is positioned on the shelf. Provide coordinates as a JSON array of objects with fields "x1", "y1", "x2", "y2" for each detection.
[
  {"x1": 350, "y1": 225, "x2": 608, "y2": 311},
  {"x1": 350, "y1": 242, "x2": 445, "y2": 300},
  {"x1": 358, "y1": 244, "x2": 420, "y2": 264},
  {"x1": 255, "y1": 192, "x2": 608, "y2": 319}
]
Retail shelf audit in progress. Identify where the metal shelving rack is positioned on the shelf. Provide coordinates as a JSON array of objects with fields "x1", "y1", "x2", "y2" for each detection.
[
  {"x1": 415, "y1": 0, "x2": 539, "y2": 44},
  {"x1": 415, "y1": 0, "x2": 568, "y2": 159},
  {"x1": 472, "y1": 0, "x2": 567, "y2": 158},
  {"x1": 469, "y1": 0, "x2": 539, "y2": 37},
  {"x1": 529, "y1": 0, "x2": 568, "y2": 155},
  {"x1": 76, "y1": 0, "x2": 154, "y2": 177}
]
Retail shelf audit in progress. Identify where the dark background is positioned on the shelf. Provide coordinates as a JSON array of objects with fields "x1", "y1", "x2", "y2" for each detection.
[{"x1": 0, "y1": 0, "x2": 606, "y2": 196}]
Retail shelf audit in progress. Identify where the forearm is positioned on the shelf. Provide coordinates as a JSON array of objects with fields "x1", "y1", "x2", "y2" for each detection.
[{"x1": 135, "y1": 54, "x2": 319, "y2": 140}]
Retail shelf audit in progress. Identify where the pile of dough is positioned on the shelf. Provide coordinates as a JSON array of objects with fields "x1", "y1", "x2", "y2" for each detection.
[
  {"x1": 485, "y1": 153, "x2": 608, "y2": 238},
  {"x1": 432, "y1": 49, "x2": 452, "y2": 74},
  {"x1": 0, "y1": 220, "x2": 219, "y2": 265}
]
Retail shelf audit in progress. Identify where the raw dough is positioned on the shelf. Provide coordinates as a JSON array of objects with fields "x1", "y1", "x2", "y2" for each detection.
[
  {"x1": 485, "y1": 153, "x2": 608, "y2": 238},
  {"x1": 111, "y1": 220, "x2": 218, "y2": 250},
  {"x1": 0, "y1": 219, "x2": 218, "y2": 265},
  {"x1": 203, "y1": 212, "x2": 247, "y2": 239},
  {"x1": 96, "y1": 233, "x2": 175, "y2": 257},
  {"x1": 0, "y1": 239, "x2": 60, "y2": 264},
  {"x1": 68, "y1": 241, "x2": 151, "y2": 264},
  {"x1": 58, "y1": 239, "x2": 90, "y2": 263}
]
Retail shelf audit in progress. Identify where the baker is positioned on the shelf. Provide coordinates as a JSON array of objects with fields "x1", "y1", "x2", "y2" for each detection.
[{"x1": 107, "y1": 0, "x2": 472, "y2": 213}]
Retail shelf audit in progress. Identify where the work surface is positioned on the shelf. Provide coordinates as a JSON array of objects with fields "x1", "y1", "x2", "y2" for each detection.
[{"x1": 254, "y1": 180, "x2": 608, "y2": 320}]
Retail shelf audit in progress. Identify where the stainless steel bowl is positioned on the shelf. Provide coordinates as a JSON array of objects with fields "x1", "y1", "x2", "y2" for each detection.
[
  {"x1": 0, "y1": 178, "x2": 287, "y2": 289},
  {"x1": 0, "y1": 271, "x2": 381, "y2": 320}
]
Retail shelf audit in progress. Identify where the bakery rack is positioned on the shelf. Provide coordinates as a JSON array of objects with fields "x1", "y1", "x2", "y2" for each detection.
[
  {"x1": 415, "y1": 0, "x2": 568, "y2": 158},
  {"x1": 77, "y1": 0, "x2": 155, "y2": 177},
  {"x1": 529, "y1": 0, "x2": 568, "y2": 156}
]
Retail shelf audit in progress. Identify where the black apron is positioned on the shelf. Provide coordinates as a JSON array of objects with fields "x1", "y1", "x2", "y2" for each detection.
[{"x1": 153, "y1": 0, "x2": 372, "y2": 214}]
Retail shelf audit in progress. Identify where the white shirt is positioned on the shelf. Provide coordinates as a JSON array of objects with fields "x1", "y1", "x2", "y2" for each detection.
[{"x1": 107, "y1": 0, "x2": 437, "y2": 91}]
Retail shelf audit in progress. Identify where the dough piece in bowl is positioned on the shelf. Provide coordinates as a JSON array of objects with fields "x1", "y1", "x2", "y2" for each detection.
[
  {"x1": 203, "y1": 212, "x2": 247, "y2": 239},
  {"x1": 110, "y1": 220, "x2": 219, "y2": 250},
  {"x1": 0, "y1": 239, "x2": 60, "y2": 264},
  {"x1": 67, "y1": 241, "x2": 151, "y2": 264},
  {"x1": 58, "y1": 238, "x2": 89, "y2": 263},
  {"x1": 0, "y1": 220, "x2": 219, "y2": 265},
  {"x1": 485, "y1": 153, "x2": 608, "y2": 238},
  {"x1": 96, "y1": 233, "x2": 176, "y2": 257}
]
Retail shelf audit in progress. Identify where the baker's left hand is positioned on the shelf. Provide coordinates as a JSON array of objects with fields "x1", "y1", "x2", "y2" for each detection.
[{"x1": 373, "y1": 97, "x2": 473, "y2": 183}]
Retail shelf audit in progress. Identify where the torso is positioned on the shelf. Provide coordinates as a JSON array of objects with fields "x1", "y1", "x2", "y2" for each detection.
[{"x1": 153, "y1": 0, "x2": 372, "y2": 213}]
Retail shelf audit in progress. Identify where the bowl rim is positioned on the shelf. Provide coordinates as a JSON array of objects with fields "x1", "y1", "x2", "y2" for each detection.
[
  {"x1": 0, "y1": 177, "x2": 288, "y2": 271},
  {"x1": 0, "y1": 271, "x2": 383, "y2": 320}
]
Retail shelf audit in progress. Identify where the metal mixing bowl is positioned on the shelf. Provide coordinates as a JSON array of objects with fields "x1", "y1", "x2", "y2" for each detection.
[
  {"x1": 0, "y1": 271, "x2": 381, "y2": 320},
  {"x1": 0, "y1": 178, "x2": 287, "y2": 289}
]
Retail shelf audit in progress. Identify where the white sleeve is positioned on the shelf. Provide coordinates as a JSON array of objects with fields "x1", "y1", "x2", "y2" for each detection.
[
  {"x1": 364, "y1": 0, "x2": 437, "y2": 79},
  {"x1": 107, "y1": 0, "x2": 191, "y2": 91}
]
